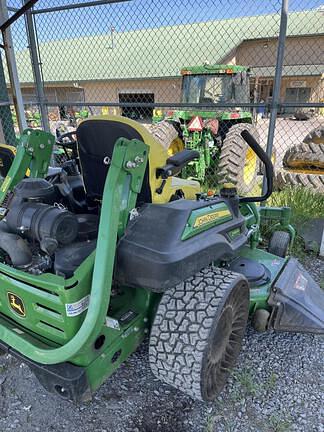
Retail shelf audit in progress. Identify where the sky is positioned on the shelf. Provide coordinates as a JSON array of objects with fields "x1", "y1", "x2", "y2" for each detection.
[{"x1": 8, "y1": 0, "x2": 324, "y2": 47}]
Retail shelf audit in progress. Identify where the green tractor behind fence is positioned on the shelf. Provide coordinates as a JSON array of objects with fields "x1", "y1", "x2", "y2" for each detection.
[{"x1": 152, "y1": 64, "x2": 259, "y2": 193}]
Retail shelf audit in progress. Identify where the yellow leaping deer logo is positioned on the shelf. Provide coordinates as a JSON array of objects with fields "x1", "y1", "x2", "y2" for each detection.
[{"x1": 8, "y1": 293, "x2": 26, "y2": 317}]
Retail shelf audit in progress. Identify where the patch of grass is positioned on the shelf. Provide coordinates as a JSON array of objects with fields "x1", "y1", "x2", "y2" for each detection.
[
  {"x1": 265, "y1": 372, "x2": 278, "y2": 392},
  {"x1": 205, "y1": 415, "x2": 214, "y2": 432},
  {"x1": 232, "y1": 368, "x2": 259, "y2": 397},
  {"x1": 320, "y1": 278, "x2": 324, "y2": 290},
  {"x1": 290, "y1": 235, "x2": 311, "y2": 260},
  {"x1": 223, "y1": 420, "x2": 237, "y2": 432},
  {"x1": 0, "y1": 364, "x2": 8, "y2": 374},
  {"x1": 264, "y1": 187, "x2": 324, "y2": 258},
  {"x1": 268, "y1": 414, "x2": 292, "y2": 432},
  {"x1": 269, "y1": 187, "x2": 324, "y2": 226}
]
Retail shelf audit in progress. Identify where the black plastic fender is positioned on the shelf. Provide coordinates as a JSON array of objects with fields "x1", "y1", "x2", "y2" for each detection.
[{"x1": 116, "y1": 198, "x2": 247, "y2": 292}]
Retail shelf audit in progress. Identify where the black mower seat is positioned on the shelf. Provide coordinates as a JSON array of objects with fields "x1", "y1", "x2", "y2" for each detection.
[
  {"x1": 76, "y1": 115, "x2": 200, "y2": 204},
  {"x1": 0, "y1": 144, "x2": 16, "y2": 178},
  {"x1": 76, "y1": 117, "x2": 151, "y2": 202}
]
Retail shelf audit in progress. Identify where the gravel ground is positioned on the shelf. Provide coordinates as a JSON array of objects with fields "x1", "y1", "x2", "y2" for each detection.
[{"x1": 0, "y1": 256, "x2": 323, "y2": 432}]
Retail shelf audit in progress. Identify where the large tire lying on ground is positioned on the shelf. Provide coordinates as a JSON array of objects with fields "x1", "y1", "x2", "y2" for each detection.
[
  {"x1": 218, "y1": 123, "x2": 259, "y2": 195},
  {"x1": 149, "y1": 267, "x2": 249, "y2": 401},
  {"x1": 275, "y1": 169, "x2": 324, "y2": 193},
  {"x1": 144, "y1": 121, "x2": 184, "y2": 155},
  {"x1": 303, "y1": 126, "x2": 324, "y2": 145},
  {"x1": 283, "y1": 142, "x2": 324, "y2": 170}
]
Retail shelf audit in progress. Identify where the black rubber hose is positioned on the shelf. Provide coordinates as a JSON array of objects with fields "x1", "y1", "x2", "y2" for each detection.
[{"x1": 0, "y1": 221, "x2": 32, "y2": 268}]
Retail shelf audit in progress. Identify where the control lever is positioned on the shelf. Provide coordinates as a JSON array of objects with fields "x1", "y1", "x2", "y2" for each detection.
[{"x1": 156, "y1": 149, "x2": 199, "y2": 194}]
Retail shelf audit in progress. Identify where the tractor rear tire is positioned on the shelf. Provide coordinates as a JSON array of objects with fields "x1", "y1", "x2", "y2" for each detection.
[
  {"x1": 149, "y1": 267, "x2": 249, "y2": 401},
  {"x1": 283, "y1": 143, "x2": 324, "y2": 170},
  {"x1": 144, "y1": 121, "x2": 183, "y2": 154},
  {"x1": 268, "y1": 231, "x2": 290, "y2": 258},
  {"x1": 275, "y1": 169, "x2": 324, "y2": 193},
  {"x1": 218, "y1": 123, "x2": 259, "y2": 195},
  {"x1": 303, "y1": 126, "x2": 324, "y2": 145}
]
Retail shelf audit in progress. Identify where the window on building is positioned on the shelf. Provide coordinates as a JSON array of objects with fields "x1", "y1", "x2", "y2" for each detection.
[{"x1": 119, "y1": 93, "x2": 154, "y2": 120}]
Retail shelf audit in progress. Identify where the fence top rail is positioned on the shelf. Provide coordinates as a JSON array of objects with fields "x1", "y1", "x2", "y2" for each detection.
[
  {"x1": 42, "y1": 101, "x2": 324, "y2": 108},
  {"x1": 31, "y1": 0, "x2": 132, "y2": 14}
]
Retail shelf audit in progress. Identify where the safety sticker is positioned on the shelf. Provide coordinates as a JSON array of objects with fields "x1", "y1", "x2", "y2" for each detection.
[
  {"x1": 65, "y1": 295, "x2": 90, "y2": 317},
  {"x1": 1, "y1": 176, "x2": 11, "y2": 193},
  {"x1": 294, "y1": 273, "x2": 308, "y2": 291},
  {"x1": 106, "y1": 317, "x2": 120, "y2": 330}
]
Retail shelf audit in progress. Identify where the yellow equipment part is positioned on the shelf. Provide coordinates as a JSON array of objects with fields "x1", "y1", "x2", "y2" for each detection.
[
  {"x1": 284, "y1": 167, "x2": 324, "y2": 175},
  {"x1": 0, "y1": 144, "x2": 31, "y2": 179},
  {"x1": 0, "y1": 144, "x2": 17, "y2": 178},
  {"x1": 168, "y1": 137, "x2": 185, "y2": 157},
  {"x1": 286, "y1": 161, "x2": 324, "y2": 170},
  {"x1": 243, "y1": 147, "x2": 258, "y2": 186}
]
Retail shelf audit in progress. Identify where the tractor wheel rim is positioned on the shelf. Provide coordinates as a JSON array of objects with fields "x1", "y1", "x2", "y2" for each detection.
[
  {"x1": 204, "y1": 282, "x2": 249, "y2": 400},
  {"x1": 243, "y1": 147, "x2": 257, "y2": 186}
]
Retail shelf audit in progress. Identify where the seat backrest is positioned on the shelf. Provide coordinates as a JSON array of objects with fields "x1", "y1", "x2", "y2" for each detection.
[
  {"x1": 76, "y1": 117, "x2": 151, "y2": 202},
  {"x1": 0, "y1": 144, "x2": 16, "y2": 178},
  {"x1": 76, "y1": 115, "x2": 200, "y2": 204}
]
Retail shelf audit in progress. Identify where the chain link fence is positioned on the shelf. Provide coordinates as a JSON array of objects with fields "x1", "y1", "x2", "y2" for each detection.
[{"x1": 1, "y1": 0, "x2": 324, "y2": 194}]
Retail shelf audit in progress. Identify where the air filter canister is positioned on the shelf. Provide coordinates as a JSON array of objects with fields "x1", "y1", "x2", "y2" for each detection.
[{"x1": 6, "y1": 202, "x2": 78, "y2": 245}]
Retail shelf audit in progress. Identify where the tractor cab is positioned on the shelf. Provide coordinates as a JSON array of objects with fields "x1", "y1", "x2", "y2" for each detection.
[
  {"x1": 181, "y1": 64, "x2": 251, "y2": 107},
  {"x1": 152, "y1": 64, "x2": 257, "y2": 188}
]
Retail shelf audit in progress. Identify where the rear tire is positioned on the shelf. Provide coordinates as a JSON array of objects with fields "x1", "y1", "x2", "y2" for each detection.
[
  {"x1": 275, "y1": 170, "x2": 324, "y2": 193},
  {"x1": 149, "y1": 267, "x2": 249, "y2": 401},
  {"x1": 283, "y1": 143, "x2": 324, "y2": 170},
  {"x1": 218, "y1": 123, "x2": 259, "y2": 194},
  {"x1": 303, "y1": 126, "x2": 324, "y2": 145},
  {"x1": 268, "y1": 230, "x2": 290, "y2": 258}
]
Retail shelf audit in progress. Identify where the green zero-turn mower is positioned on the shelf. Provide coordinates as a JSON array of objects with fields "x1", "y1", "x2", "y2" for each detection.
[{"x1": 0, "y1": 115, "x2": 322, "y2": 403}]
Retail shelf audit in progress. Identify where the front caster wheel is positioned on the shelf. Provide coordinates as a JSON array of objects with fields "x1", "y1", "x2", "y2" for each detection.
[
  {"x1": 252, "y1": 309, "x2": 270, "y2": 332},
  {"x1": 268, "y1": 230, "x2": 290, "y2": 258}
]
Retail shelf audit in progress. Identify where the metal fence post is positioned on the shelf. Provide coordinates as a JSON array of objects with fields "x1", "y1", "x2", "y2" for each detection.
[
  {"x1": 261, "y1": 0, "x2": 289, "y2": 198},
  {"x1": 0, "y1": 0, "x2": 27, "y2": 134},
  {"x1": 24, "y1": 0, "x2": 50, "y2": 132},
  {"x1": 0, "y1": 51, "x2": 17, "y2": 145}
]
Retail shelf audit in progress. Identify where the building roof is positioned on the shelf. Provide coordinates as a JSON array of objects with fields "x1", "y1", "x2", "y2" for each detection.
[
  {"x1": 14, "y1": 10, "x2": 324, "y2": 83},
  {"x1": 181, "y1": 64, "x2": 250, "y2": 75},
  {"x1": 254, "y1": 65, "x2": 323, "y2": 77}
]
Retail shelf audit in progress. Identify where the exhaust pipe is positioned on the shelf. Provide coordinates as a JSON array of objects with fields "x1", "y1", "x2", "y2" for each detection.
[{"x1": 0, "y1": 221, "x2": 32, "y2": 269}]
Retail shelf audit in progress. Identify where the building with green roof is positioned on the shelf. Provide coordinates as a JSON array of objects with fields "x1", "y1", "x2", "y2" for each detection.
[{"x1": 9, "y1": 9, "x2": 324, "y2": 118}]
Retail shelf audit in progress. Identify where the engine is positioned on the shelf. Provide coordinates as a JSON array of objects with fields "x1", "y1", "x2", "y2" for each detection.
[{"x1": 0, "y1": 174, "x2": 98, "y2": 278}]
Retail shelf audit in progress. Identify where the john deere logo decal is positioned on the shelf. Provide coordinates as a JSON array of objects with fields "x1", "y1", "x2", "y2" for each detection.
[
  {"x1": 193, "y1": 209, "x2": 232, "y2": 228},
  {"x1": 8, "y1": 293, "x2": 26, "y2": 317}
]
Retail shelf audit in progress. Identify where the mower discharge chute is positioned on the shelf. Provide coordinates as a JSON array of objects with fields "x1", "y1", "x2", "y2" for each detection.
[{"x1": 0, "y1": 116, "x2": 322, "y2": 403}]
